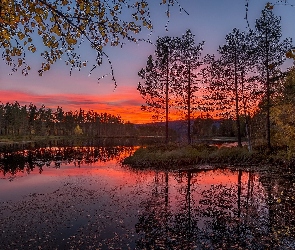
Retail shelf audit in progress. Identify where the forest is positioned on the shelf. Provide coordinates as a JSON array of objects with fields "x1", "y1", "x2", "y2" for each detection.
[
  {"x1": 0, "y1": 102, "x2": 137, "y2": 137},
  {"x1": 137, "y1": 7, "x2": 295, "y2": 154}
]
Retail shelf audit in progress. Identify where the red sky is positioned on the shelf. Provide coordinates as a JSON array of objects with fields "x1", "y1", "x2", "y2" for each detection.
[{"x1": 0, "y1": 88, "x2": 154, "y2": 123}]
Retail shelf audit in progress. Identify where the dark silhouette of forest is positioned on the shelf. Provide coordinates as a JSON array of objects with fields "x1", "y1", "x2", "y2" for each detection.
[{"x1": 0, "y1": 102, "x2": 137, "y2": 137}]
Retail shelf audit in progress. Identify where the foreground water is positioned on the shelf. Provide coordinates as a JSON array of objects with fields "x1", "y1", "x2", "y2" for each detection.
[{"x1": 0, "y1": 145, "x2": 295, "y2": 249}]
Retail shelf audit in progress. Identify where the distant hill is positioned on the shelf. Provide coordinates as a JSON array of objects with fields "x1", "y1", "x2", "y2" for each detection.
[
  {"x1": 135, "y1": 120, "x2": 190, "y2": 139},
  {"x1": 135, "y1": 119, "x2": 225, "y2": 140}
]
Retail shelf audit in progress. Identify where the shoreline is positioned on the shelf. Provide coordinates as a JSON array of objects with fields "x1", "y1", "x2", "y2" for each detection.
[{"x1": 122, "y1": 144, "x2": 294, "y2": 170}]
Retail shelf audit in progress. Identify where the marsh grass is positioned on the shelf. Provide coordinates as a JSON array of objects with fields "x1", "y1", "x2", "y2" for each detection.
[{"x1": 123, "y1": 143, "x2": 294, "y2": 169}]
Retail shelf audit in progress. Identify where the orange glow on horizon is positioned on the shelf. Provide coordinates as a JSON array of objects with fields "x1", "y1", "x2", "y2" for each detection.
[
  {"x1": 0, "y1": 89, "x2": 151, "y2": 123},
  {"x1": 0, "y1": 89, "x2": 200, "y2": 124}
]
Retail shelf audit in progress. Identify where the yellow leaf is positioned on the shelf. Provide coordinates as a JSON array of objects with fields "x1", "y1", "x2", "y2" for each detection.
[
  {"x1": 18, "y1": 58, "x2": 23, "y2": 66},
  {"x1": 2, "y1": 29, "x2": 11, "y2": 40},
  {"x1": 99, "y1": 8, "x2": 105, "y2": 19},
  {"x1": 86, "y1": 5, "x2": 91, "y2": 14},
  {"x1": 265, "y1": 2, "x2": 274, "y2": 10},
  {"x1": 34, "y1": 15, "x2": 42, "y2": 24},
  {"x1": 15, "y1": 15, "x2": 20, "y2": 23},
  {"x1": 100, "y1": 30, "x2": 106, "y2": 37},
  {"x1": 44, "y1": 64, "x2": 50, "y2": 71},
  {"x1": 51, "y1": 25, "x2": 61, "y2": 36},
  {"x1": 17, "y1": 32, "x2": 25, "y2": 40},
  {"x1": 35, "y1": 8, "x2": 43, "y2": 14}
]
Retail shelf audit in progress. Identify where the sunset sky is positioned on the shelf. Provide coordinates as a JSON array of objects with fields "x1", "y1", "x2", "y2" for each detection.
[{"x1": 1, "y1": 0, "x2": 295, "y2": 123}]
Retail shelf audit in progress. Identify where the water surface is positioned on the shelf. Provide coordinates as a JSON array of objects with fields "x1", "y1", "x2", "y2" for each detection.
[{"x1": 1, "y1": 146, "x2": 294, "y2": 249}]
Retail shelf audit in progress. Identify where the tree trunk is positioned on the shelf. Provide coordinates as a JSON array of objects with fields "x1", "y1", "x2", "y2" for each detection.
[
  {"x1": 234, "y1": 49, "x2": 242, "y2": 147},
  {"x1": 186, "y1": 171, "x2": 192, "y2": 236},
  {"x1": 241, "y1": 71, "x2": 252, "y2": 151},
  {"x1": 165, "y1": 52, "x2": 169, "y2": 144},
  {"x1": 187, "y1": 64, "x2": 191, "y2": 144},
  {"x1": 265, "y1": 33, "x2": 272, "y2": 151}
]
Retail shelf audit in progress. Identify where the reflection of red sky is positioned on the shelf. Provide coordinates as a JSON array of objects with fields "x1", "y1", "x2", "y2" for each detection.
[
  {"x1": 2, "y1": 159, "x2": 156, "y2": 187},
  {"x1": 1, "y1": 159, "x2": 263, "y2": 207},
  {"x1": 3, "y1": 162, "x2": 251, "y2": 186},
  {"x1": 0, "y1": 89, "x2": 184, "y2": 124},
  {"x1": 195, "y1": 169, "x2": 245, "y2": 185}
]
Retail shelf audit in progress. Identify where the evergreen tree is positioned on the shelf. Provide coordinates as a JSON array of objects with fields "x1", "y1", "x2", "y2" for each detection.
[
  {"x1": 254, "y1": 7, "x2": 292, "y2": 150},
  {"x1": 138, "y1": 36, "x2": 179, "y2": 143},
  {"x1": 204, "y1": 28, "x2": 261, "y2": 148},
  {"x1": 173, "y1": 30, "x2": 204, "y2": 144}
]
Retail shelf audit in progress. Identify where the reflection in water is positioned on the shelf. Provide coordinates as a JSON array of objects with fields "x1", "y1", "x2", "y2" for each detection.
[
  {"x1": 0, "y1": 145, "x2": 135, "y2": 179},
  {"x1": 135, "y1": 169, "x2": 295, "y2": 249},
  {"x1": 0, "y1": 147, "x2": 295, "y2": 249}
]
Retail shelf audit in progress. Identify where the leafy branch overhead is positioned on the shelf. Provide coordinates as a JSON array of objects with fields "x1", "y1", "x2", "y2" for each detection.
[{"x1": 0, "y1": 0, "x2": 183, "y2": 77}]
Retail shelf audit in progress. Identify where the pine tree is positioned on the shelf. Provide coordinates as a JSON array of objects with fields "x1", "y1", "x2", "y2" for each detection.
[
  {"x1": 173, "y1": 30, "x2": 204, "y2": 144},
  {"x1": 138, "y1": 36, "x2": 179, "y2": 143},
  {"x1": 254, "y1": 8, "x2": 292, "y2": 150}
]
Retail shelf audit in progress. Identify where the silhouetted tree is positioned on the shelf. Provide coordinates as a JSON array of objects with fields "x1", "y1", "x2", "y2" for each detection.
[
  {"x1": 138, "y1": 36, "x2": 179, "y2": 143},
  {"x1": 254, "y1": 7, "x2": 292, "y2": 150},
  {"x1": 174, "y1": 30, "x2": 204, "y2": 144},
  {"x1": 203, "y1": 28, "x2": 258, "y2": 147},
  {"x1": 28, "y1": 103, "x2": 37, "y2": 135}
]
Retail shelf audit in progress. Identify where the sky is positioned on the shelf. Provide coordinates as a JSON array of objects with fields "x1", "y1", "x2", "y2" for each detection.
[{"x1": 1, "y1": 0, "x2": 295, "y2": 123}]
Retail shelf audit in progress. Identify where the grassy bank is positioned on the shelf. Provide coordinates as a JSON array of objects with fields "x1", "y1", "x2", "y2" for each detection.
[{"x1": 122, "y1": 144, "x2": 294, "y2": 169}]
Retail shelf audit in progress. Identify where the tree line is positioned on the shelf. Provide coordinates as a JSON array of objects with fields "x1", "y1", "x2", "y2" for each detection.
[
  {"x1": 138, "y1": 7, "x2": 293, "y2": 150},
  {"x1": 0, "y1": 102, "x2": 136, "y2": 137}
]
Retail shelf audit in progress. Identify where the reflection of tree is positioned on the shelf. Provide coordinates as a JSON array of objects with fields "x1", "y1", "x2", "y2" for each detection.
[
  {"x1": 198, "y1": 183, "x2": 240, "y2": 248},
  {"x1": 133, "y1": 167, "x2": 295, "y2": 249},
  {"x1": 260, "y1": 168, "x2": 295, "y2": 248},
  {"x1": 172, "y1": 170, "x2": 200, "y2": 247},
  {"x1": 135, "y1": 171, "x2": 174, "y2": 248},
  {"x1": 197, "y1": 170, "x2": 274, "y2": 249},
  {"x1": 0, "y1": 145, "x2": 135, "y2": 177},
  {"x1": 136, "y1": 170, "x2": 202, "y2": 249}
]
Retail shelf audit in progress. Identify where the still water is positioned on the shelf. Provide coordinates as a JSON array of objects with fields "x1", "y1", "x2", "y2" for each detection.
[{"x1": 0, "y1": 145, "x2": 295, "y2": 249}]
